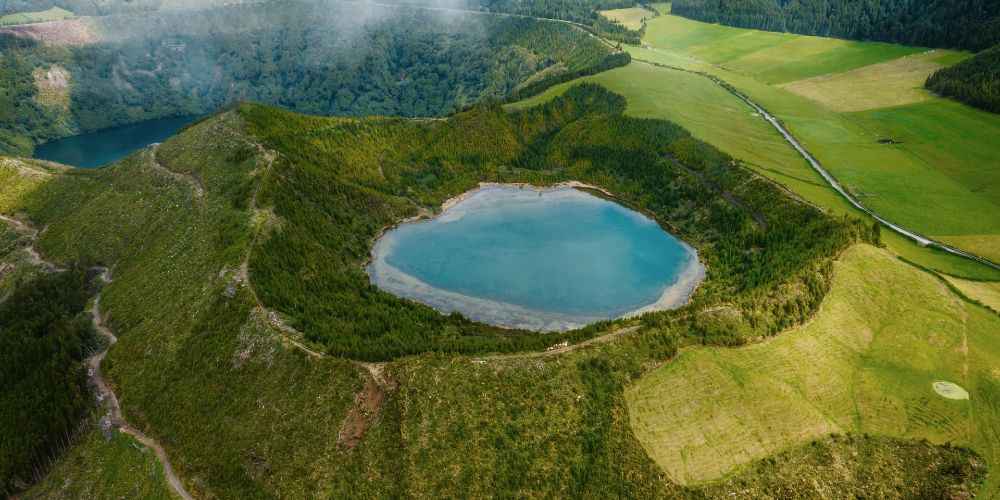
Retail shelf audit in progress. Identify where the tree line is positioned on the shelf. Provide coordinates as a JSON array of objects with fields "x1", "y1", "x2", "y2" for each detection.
[
  {"x1": 926, "y1": 44, "x2": 1000, "y2": 114},
  {"x1": 0, "y1": 268, "x2": 98, "y2": 496},
  {"x1": 672, "y1": 0, "x2": 1000, "y2": 51}
]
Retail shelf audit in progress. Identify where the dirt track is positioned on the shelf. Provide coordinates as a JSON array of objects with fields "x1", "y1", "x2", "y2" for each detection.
[{"x1": 86, "y1": 268, "x2": 194, "y2": 500}]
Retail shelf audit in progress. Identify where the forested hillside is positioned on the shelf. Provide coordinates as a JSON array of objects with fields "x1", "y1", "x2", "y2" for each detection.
[
  {"x1": 671, "y1": 0, "x2": 1000, "y2": 51},
  {"x1": 926, "y1": 44, "x2": 1000, "y2": 114},
  {"x1": 0, "y1": 0, "x2": 621, "y2": 155},
  {"x1": 0, "y1": 269, "x2": 97, "y2": 495},
  {"x1": 242, "y1": 84, "x2": 874, "y2": 359}
]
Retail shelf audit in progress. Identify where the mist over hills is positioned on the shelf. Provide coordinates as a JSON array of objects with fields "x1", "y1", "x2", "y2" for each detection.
[{"x1": 0, "y1": 0, "x2": 622, "y2": 155}]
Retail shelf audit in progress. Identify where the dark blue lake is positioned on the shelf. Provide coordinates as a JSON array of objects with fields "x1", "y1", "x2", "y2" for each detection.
[
  {"x1": 33, "y1": 115, "x2": 200, "y2": 168},
  {"x1": 368, "y1": 185, "x2": 704, "y2": 331}
]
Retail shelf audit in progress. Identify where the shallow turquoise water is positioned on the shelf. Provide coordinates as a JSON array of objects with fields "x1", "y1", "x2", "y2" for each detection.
[
  {"x1": 369, "y1": 186, "x2": 702, "y2": 330},
  {"x1": 33, "y1": 115, "x2": 199, "y2": 168}
]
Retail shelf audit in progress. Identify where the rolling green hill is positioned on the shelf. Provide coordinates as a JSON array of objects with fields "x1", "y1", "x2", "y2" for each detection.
[{"x1": 2, "y1": 3, "x2": 999, "y2": 498}]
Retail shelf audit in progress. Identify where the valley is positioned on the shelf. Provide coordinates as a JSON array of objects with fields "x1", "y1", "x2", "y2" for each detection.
[{"x1": 1, "y1": 0, "x2": 998, "y2": 498}]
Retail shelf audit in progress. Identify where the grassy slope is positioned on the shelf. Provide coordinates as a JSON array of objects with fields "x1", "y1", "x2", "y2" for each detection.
[
  {"x1": 640, "y1": 14, "x2": 922, "y2": 84},
  {"x1": 944, "y1": 276, "x2": 1000, "y2": 313},
  {"x1": 24, "y1": 421, "x2": 175, "y2": 500},
  {"x1": 778, "y1": 51, "x2": 964, "y2": 112},
  {"x1": 635, "y1": 13, "x2": 1000, "y2": 269},
  {"x1": 627, "y1": 244, "x2": 1000, "y2": 495}
]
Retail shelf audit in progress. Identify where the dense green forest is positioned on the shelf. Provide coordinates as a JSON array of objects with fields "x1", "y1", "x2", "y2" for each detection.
[
  {"x1": 242, "y1": 83, "x2": 875, "y2": 360},
  {"x1": 671, "y1": 0, "x2": 1000, "y2": 51},
  {"x1": 926, "y1": 44, "x2": 1000, "y2": 114},
  {"x1": 0, "y1": 0, "x2": 621, "y2": 155},
  {"x1": 0, "y1": 269, "x2": 97, "y2": 496}
]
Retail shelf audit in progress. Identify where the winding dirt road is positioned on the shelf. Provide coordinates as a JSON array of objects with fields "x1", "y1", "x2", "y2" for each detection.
[{"x1": 86, "y1": 268, "x2": 194, "y2": 500}]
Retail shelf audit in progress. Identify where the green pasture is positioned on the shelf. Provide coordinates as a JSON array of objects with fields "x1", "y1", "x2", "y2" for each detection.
[
  {"x1": 779, "y1": 51, "x2": 963, "y2": 112},
  {"x1": 627, "y1": 244, "x2": 1000, "y2": 495},
  {"x1": 0, "y1": 7, "x2": 74, "y2": 26},
  {"x1": 507, "y1": 58, "x2": 1000, "y2": 280},
  {"x1": 622, "y1": 13, "x2": 1000, "y2": 277},
  {"x1": 641, "y1": 14, "x2": 922, "y2": 83}
]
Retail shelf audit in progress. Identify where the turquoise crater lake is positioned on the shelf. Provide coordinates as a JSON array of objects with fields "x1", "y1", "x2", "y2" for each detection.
[{"x1": 368, "y1": 184, "x2": 705, "y2": 331}]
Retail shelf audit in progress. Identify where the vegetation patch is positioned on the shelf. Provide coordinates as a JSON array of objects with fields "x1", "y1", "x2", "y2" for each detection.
[
  {"x1": 926, "y1": 43, "x2": 1000, "y2": 114},
  {"x1": 942, "y1": 274, "x2": 1000, "y2": 313},
  {"x1": 701, "y1": 434, "x2": 985, "y2": 498},
  {"x1": 0, "y1": 269, "x2": 98, "y2": 496},
  {"x1": 626, "y1": 244, "x2": 1000, "y2": 492},
  {"x1": 780, "y1": 50, "x2": 956, "y2": 112},
  {"x1": 23, "y1": 418, "x2": 174, "y2": 500},
  {"x1": 31, "y1": 64, "x2": 71, "y2": 110}
]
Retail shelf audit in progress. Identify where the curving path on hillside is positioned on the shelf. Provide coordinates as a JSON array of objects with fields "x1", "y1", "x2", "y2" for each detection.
[{"x1": 86, "y1": 267, "x2": 195, "y2": 500}]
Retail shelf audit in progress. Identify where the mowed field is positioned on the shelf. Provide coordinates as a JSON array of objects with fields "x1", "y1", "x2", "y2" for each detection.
[
  {"x1": 944, "y1": 275, "x2": 1000, "y2": 313},
  {"x1": 626, "y1": 10, "x2": 1000, "y2": 276},
  {"x1": 598, "y1": 7, "x2": 653, "y2": 31},
  {"x1": 626, "y1": 245, "x2": 1000, "y2": 494}
]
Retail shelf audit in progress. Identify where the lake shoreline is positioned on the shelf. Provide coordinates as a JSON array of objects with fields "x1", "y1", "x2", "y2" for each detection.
[{"x1": 366, "y1": 182, "x2": 707, "y2": 332}]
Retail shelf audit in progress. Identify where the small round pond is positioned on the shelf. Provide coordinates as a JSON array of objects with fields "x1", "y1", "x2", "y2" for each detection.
[{"x1": 368, "y1": 184, "x2": 705, "y2": 331}]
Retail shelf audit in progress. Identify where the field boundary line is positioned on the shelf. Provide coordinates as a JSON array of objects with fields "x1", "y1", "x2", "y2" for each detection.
[{"x1": 631, "y1": 56, "x2": 1000, "y2": 272}]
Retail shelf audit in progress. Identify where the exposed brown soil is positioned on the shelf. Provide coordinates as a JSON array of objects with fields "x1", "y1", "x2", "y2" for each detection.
[{"x1": 337, "y1": 372, "x2": 396, "y2": 450}]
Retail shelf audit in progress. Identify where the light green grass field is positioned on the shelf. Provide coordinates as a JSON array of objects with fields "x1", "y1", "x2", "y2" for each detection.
[
  {"x1": 944, "y1": 275, "x2": 1000, "y2": 313},
  {"x1": 622, "y1": 13, "x2": 1000, "y2": 278},
  {"x1": 598, "y1": 7, "x2": 652, "y2": 30},
  {"x1": 779, "y1": 50, "x2": 963, "y2": 112},
  {"x1": 0, "y1": 7, "x2": 74, "y2": 26},
  {"x1": 641, "y1": 15, "x2": 922, "y2": 84},
  {"x1": 627, "y1": 244, "x2": 1000, "y2": 495}
]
